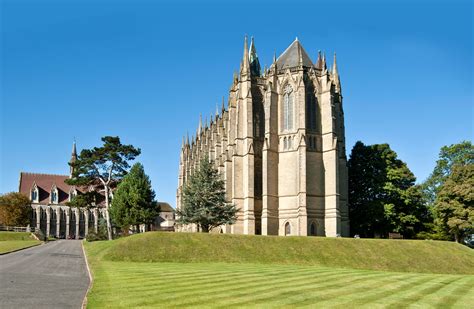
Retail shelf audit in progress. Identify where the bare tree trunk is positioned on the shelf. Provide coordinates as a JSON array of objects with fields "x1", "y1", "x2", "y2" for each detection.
[{"x1": 104, "y1": 186, "x2": 113, "y2": 240}]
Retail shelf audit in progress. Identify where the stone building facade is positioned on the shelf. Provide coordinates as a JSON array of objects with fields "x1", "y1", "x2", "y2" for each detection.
[
  {"x1": 18, "y1": 143, "x2": 106, "y2": 239},
  {"x1": 18, "y1": 143, "x2": 175, "y2": 238},
  {"x1": 177, "y1": 37, "x2": 349, "y2": 237}
]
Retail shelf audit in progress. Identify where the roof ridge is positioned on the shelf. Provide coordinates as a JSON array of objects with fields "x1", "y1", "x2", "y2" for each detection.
[{"x1": 21, "y1": 172, "x2": 69, "y2": 177}]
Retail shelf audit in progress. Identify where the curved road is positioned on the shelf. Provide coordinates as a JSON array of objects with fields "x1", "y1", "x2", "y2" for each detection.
[{"x1": 0, "y1": 240, "x2": 90, "y2": 309}]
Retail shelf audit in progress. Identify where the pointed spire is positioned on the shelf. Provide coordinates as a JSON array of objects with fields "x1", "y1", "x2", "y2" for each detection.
[
  {"x1": 198, "y1": 114, "x2": 202, "y2": 135},
  {"x1": 249, "y1": 36, "x2": 261, "y2": 76},
  {"x1": 273, "y1": 51, "x2": 276, "y2": 63},
  {"x1": 233, "y1": 71, "x2": 238, "y2": 85},
  {"x1": 186, "y1": 131, "x2": 190, "y2": 146},
  {"x1": 69, "y1": 140, "x2": 78, "y2": 178},
  {"x1": 333, "y1": 52, "x2": 341, "y2": 92},
  {"x1": 241, "y1": 35, "x2": 250, "y2": 75},
  {"x1": 333, "y1": 52, "x2": 339, "y2": 76},
  {"x1": 315, "y1": 50, "x2": 322, "y2": 69},
  {"x1": 322, "y1": 52, "x2": 327, "y2": 71},
  {"x1": 221, "y1": 96, "x2": 225, "y2": 114}
]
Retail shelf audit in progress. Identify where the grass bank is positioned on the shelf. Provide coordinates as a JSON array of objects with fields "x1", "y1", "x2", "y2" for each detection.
[
  {"x1": 84, "y1": 261, "x2": 474, "y2": 308},
  {"x1": 0, "y1": 231, "x2": 41, "y2": 254},
  {"x1": 84, "y1": 232, "x2": 474, "y2": 308},
  {"x1": 86, "y1": 232, "x2": 474, "y2": 275}
]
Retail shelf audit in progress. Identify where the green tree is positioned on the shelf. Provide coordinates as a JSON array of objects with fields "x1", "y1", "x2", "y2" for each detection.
[
  {"x1": 434, "y1": 164, "x2": 474, "y2": 243},
  {"x1": 0, "y1": 192, "x2": 31, "y2": 227},
  {"x1": 177, "y1": 157, "x2": 237, "y2": 233},
  {"x1": 110, "y1": 163, "x2": 158, "y2": 233},
  {"x1": 422, "y1": 141, "x2": 474, "y2": 205},
  {"x1": 348, "y1": 141, "x2": 428, "y2": 238},
  {"x1": 66, "y1": 136, "x2": 141, "y2": 240}
]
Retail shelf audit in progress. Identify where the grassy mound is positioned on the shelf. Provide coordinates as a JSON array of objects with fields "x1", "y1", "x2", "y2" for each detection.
[
  {"x1": 0, "y1": 231, "x2": 41, "y2": 254},
  {"x1": 0, "y1": 231, "x2": 35, "y2": 241},
  {"x1": 85, "y1": 232, "x2": 474, "y2": 275}
]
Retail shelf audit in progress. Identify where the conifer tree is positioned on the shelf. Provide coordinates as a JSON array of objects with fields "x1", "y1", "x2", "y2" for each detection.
[
  {"x1": 110, "y1": 163, "x2": 157, "y2": 233},
  {"x1": 177, "y1": 157, "x2": 237, "y2": 232}
]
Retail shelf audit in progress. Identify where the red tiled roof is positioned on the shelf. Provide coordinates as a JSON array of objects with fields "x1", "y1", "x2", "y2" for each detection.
[
  {"x1": 18, "y1": 172, "x2": 107, "y2": 206},
  {"x1": 19, "y1": 173, "x2": 74, "y2": 205}
]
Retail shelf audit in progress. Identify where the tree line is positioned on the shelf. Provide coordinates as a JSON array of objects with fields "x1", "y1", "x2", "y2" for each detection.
[
  {"x1": 0, "y1": 137, "x2": 471, "y2": 244},
  {"x1": 348, "y1": 141, "x2": 473, "y2": 243}
]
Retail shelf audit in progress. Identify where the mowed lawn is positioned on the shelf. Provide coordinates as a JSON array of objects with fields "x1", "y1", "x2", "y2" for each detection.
[
  {"x1": 0, "y1": 232, "x2": 41, "y2": 254},
  {"x1": 86, "y1": 261, "x2": 474, "y2": 308},
  {"x1": 84, "y1": 233, "x2": 474, "y2": 308}
]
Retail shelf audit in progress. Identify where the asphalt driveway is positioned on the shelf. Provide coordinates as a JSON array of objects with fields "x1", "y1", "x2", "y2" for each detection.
[{"x1": 0, "y1": 240, "x2": 90, "y2": 309}]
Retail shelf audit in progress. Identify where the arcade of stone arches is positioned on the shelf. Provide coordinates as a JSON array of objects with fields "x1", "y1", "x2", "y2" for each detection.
[{"x1": 31, "y1": 205, "x2": 106, "y2": 239}]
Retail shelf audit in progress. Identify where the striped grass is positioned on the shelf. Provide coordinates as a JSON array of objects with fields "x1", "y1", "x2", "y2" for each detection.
[
  {"x1": 85, "y1": 261, "x2": 474, "y2": 308},
  {"x1": 84, "y1": 233, "x2": 474, "y2": 307}
]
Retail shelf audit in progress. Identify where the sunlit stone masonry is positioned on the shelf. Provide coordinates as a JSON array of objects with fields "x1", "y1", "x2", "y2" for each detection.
[{"x1": 177, "y1": 37, "x2": 349, "y2": 237}]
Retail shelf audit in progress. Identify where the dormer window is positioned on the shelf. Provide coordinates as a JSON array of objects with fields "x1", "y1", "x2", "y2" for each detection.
[
  {"x1": 50, "y1": 184, "x2": 59, "y2": 204},
  {"x1": 31, "y1": 183, "x2": 39, "y2": 203}
]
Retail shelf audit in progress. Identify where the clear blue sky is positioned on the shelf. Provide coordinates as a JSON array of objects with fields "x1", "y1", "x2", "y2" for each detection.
[{"x1": 1, "y1": 0, "x2": 472, "y2": 207}]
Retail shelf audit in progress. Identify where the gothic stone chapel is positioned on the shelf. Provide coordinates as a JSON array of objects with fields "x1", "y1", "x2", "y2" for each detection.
[{"x1": 177, "y1": 37, "x2": 349, "y2": 237}]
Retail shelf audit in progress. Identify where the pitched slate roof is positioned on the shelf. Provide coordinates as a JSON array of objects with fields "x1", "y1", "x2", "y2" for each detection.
[
  {"x1": 19, "y1": 172, "x2": 75, "y2": 205},
  {"x1": 276, "y1": 38, "x2": 313, "y2": 69},
  {"x1": 157, "y1": 202, "x2": 175, "y2": 213}
]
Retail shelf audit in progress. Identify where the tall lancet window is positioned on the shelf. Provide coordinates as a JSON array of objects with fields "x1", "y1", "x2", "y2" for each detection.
[
  {"x1": 283, "y1": 84, "x2": 294, "y2": 131},
  {"x1": 31, "y1": 183, "x2": 39, "y2": 203},
  {"x1": 50, "y1": 185, "x2": 58, "y2": 204}
]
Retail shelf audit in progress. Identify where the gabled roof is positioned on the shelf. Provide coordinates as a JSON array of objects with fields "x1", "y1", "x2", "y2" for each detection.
[
  {"x1": 19, "y1": 172, "x2": 105, "y2": 206},
  {"x1": 19, "y1": 172, "x2": 74, "y2": 205},
  {"x1": 157, "y1": 202, "x2": 175, "y2": 213},
  {"x1": 276, "y1": 38, "x2": 313, "y2": 69}
]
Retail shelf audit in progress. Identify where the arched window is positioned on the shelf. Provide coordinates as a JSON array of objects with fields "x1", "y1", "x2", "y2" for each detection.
[
  {"x1": 31, "y1": 183, "x2": 39, "y2": 203},
  {"x1": 50, "y1": 185, "x2": 58, "y2": 204},
  {"x1": 283, "y1": 84, "x2": 294, "y2": 131},
  {"x1": 310, "y1": 222, "x2": 316, "y2": 236},
  {"x1": 285, "y1": 222, "x2": 291, "y2": 236}
]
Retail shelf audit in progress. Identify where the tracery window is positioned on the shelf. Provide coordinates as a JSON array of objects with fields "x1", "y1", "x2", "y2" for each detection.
[{"x1": 283, "y1": 84, "x2": 294, "y2": 131}]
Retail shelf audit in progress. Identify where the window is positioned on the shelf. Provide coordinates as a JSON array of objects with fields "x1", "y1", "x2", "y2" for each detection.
[
  {"x1": 285, "y1": 222, "x2": 291, "y2": 236},
  {"x1": 31, "y1": 184, "x2": 39, "y2": 203},
  {"x1": 283, "y1": 84, "x2": 294, "y2": 131},
  {"x1": 50, "y1": 185, "x2": 58, "y2": 204}
]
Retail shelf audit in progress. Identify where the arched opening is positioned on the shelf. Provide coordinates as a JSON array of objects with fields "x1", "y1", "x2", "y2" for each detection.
[
  {"x1": 310, "y1": 222, "x2": 316, "y2": 236},
  {"x1": 285, "y1": 222, "x2": 291, "y2": 236}
]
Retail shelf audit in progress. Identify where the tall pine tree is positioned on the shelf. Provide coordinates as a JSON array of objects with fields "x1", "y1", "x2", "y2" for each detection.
[
  {"x1": 177, "y1": 157, "x2": 237, "y2": 232},
  {"x1": 110, "y1": 163, "x2": 157, "y2": 233}
]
